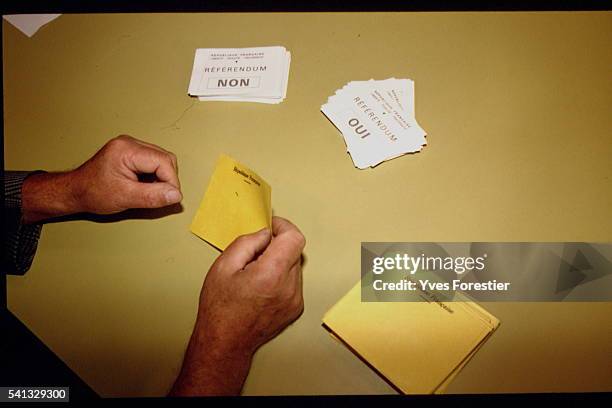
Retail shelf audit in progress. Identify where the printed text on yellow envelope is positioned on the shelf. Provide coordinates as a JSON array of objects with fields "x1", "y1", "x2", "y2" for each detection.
[{"x1": 190, "y1": 154, "x2": 272, "y2": 250}]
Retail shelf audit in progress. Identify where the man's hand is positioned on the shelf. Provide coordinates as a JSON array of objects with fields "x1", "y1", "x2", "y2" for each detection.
[
  {"x1": 170, "y1": 217, "x2": 306, "y2": 396},
  {"x1": 21, "y1": 135, "x2": 182, "y2": 223}
]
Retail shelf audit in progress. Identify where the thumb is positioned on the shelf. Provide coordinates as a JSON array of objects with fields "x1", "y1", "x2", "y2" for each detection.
[
  {"x1": 219, "y1": 228, "x2": 272, "y2": 271},
  {"x1": 125, "y1": 181, "x2": 183, "y2": 209}
]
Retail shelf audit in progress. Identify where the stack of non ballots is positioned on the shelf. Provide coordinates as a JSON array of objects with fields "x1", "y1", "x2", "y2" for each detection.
[{"x1": 188, "y1": 46, "x2": 290, "y2": 104}]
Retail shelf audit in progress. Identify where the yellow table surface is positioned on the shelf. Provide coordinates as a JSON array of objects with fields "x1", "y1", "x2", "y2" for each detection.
[{"x1": 4, "y1": 12, "x2": 612, "y2": 396}]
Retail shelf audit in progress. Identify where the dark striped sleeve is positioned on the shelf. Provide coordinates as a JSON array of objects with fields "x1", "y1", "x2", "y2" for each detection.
[{"x1": 3, "y1": 170, "x2": 45, "y2": 276}]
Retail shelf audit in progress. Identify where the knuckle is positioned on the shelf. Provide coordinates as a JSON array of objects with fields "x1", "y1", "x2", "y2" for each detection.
[
  {"x1": 111, "y1": 134, "x2": 130, "y2": 144},
  {"x1": 285, "y1": 230, "x2": 306, "y2": 251},
  {"x1": 212, "y1": 255, "x2": 227, "y2": 272},
  {"x1": 233, "y1": 234, "x2": 250, "y2": 247},
  {"x1": 107, "y1": 135, "x2": 132, "y2": 152},
  {"x1": 294, "y1": 231, "x2": 306, "y2": 248},
  {"x1": 159, "y1": 149, "x2": 175, "y2": 162},
  {"x1": 212, "y1": 254, "x2": 227, "y2": 271}
]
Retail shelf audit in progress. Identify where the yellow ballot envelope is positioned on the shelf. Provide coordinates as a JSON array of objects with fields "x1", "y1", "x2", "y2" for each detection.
[
  {"x1": 323, "y1": 282, "x2": 500, "y2": 394},
  {"x1": 190, "y1": 154, "x2": 272, "y2": 250}
]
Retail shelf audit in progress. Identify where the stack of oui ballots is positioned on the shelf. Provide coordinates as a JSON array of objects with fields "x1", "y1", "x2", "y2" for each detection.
[
  {"x1": 187, "y1": 46, "x2": 290, "y2": 104},
  {"x1": 321, "y1": 78, "x2": 427, "y2": 169}
]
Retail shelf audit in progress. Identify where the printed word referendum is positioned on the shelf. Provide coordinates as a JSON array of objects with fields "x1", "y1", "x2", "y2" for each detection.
[{"x1": 204, "y1": 66, "x2": 267, "y2": 73}]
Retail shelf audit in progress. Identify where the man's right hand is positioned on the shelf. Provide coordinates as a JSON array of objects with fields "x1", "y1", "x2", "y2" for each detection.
[
  {"x1": 21, "y1": 135, "x2": 182, "y2": 223},
  {"x1": 170, "y1": 217, "x2": 306, "y2": 396}
]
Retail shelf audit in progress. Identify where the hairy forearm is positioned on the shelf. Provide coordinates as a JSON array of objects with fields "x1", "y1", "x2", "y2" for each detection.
[
  {"x1": 21, "y1": 171, "x2": 82, "y2": 224},
  {"x1": 169, "y1": 323, "x2": 254, "y2": 396}
]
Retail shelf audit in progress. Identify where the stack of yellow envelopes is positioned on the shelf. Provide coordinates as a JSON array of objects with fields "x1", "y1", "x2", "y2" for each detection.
[{"x1": 323, "y1": 282, "x2": 500, "y2": 394}]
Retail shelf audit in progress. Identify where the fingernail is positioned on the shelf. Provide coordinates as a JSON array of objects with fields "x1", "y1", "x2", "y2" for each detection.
[{"x1": 165, "y1": 189, "x2": 182, "y2": 204}]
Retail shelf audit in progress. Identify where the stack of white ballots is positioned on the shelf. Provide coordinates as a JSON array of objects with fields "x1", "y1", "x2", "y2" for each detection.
[
  {"x1": 187, "y1": 46, "x2": 290, "y2": 104},
  {"x1": 321, "y1": 78, "x2": 427, "y2": 169}
]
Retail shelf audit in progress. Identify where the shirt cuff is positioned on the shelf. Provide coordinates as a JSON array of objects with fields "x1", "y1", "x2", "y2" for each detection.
[{"x1": 3, "y1": 170, "x2": 46, "y2": 275}]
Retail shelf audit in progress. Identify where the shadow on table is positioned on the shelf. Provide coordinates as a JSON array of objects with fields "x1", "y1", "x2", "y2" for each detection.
[{"x1": 44, "y1": 203, "x2": 184, "y2": 224}]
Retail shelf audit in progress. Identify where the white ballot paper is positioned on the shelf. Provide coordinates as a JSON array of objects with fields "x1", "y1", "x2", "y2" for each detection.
[
  {"x1": 321, "y1": 78, "x2": 427, "y2": 169},
  {"x1": 188, "y1": 46, "x2": 290, "y2": 104},
  {"x1": 3, "y1": 14, "x2": 61, "y2": 37}
]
